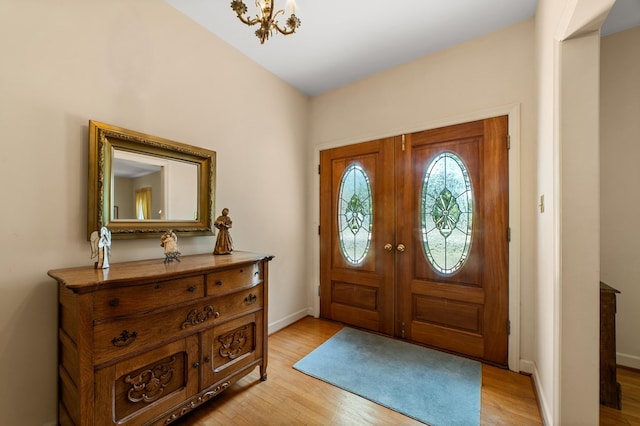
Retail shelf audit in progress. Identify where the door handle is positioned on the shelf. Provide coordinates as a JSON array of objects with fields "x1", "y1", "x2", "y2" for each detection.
[
  {"x1": 397, "y1": 244, "x2": 406, "y2": 253},
  {"x1": 384, "y1": 244, "x2": 393, "y2": 252}
]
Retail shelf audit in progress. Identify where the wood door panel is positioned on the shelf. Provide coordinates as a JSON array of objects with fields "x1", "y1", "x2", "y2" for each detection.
[
  {"x1": 331, "y1": 281, "x2": 379, "y2": 311},
  {"x1": 330, "y1": 304, "x2": 380, "y2": 331},
  {"x1": 414, "y1": 295, "x2": 483, "y2": 333},
  {"x1": 412, "y1": 322, "x2": 484, "y2": 358},
  {"x1": 411, "y1": 280, "x2": 485, "y2": 304}
]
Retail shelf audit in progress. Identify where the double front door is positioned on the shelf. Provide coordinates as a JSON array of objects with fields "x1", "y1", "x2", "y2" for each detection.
[{"x1": 319, "y1": 116, "x2": 509, "y2": 366}]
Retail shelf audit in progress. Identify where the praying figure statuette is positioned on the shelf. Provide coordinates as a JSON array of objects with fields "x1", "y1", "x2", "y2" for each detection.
[{"x1": 213, "y1": 208, "x2": 233, "y2": 255}]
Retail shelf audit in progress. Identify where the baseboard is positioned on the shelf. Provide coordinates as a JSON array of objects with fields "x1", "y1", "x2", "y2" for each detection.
[
  {"x1": 520, "y1": 359, "x2": 552, "y2": 426},
  {"x1": 617, "y1": 352, "x2": 640, "y2": 370},
  {"x1": 267, "y1": 308, "x2": 313, "y2": 335}
]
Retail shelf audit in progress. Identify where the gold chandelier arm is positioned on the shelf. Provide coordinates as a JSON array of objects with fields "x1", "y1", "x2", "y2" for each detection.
[
  {"x1": 235, "y1": 13, "x2": 259, "y2": 26},
  {"x1": 274, "y1": 24, "x2": 295, "y2": 36},
  {"x1": 274, "y1": 9, "x2": 301, "y2": 36}
]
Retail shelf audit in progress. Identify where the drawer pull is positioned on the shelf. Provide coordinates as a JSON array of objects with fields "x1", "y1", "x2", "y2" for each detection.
[
  {"x1": 244, "y1": 294, "x2": 258, "y2": 305},
  {"x1": 108, "y1": 298, "x2": 119, "y2": 307},
  {"x1": 188, "y1": 286, "x2": 196, "y2": 293},
  {"x1": 204, "y1": 356, "x2": 211, "y2": 363},
  {"x1": 181, "y1": 305, "x2": 215, "y2": 329},
  {"x1": 193, "y1": 362, "x2": 200, "y2": 369},
  {"x1": 112, "y1": 330, "x2": 138, "y2": 347},
  {"x1": 216, "y1": 280, "x2": 223, "y2": 286}
]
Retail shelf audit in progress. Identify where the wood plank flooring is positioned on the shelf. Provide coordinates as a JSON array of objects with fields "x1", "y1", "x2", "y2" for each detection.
[
  {"x1": 600, "y1": 366, "x2": 640, "y2": 425},
  {"x1": 173, "y1": 316, "x2": 542, "y2": 425}
]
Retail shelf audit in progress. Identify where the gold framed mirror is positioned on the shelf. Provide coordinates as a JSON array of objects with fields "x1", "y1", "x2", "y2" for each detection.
[{"x1": 88, "y1": 120, "x2": 216, "y2": 239}]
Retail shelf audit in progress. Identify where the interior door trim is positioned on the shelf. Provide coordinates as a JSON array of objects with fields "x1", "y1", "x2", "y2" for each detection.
[{"x1": 311, "y1": 103, "x2": 522, "y2": 372}]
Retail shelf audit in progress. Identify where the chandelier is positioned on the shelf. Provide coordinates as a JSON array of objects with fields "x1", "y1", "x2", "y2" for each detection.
[{"x1": 230, "y1": 0, "x2": 301, "y2": 44}]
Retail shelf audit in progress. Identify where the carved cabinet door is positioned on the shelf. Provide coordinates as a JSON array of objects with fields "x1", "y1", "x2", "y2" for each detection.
[
  {"x1": 94, "y1": 336, "x2": 199, "y2": 425},
  {"x1": 201, "y1": 312, "x2": 263, "y2": 389}
]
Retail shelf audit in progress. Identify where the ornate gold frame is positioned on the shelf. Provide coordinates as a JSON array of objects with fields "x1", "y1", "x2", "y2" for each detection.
[{"x1": 88, "y1": 120, "x2": 216, "y2": 239}]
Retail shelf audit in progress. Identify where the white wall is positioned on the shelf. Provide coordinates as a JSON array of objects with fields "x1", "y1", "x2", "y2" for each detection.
[
  {"x1": 0, "y1": 1, "x2": 309, "y2": 425},
  {"x1": 601, "y1": 26, "x2": 640, "y2": 370},
  {"x1": 308, "y1": 18, "x2": 537, "y2": 369},
  {"x1": 535, "y1": 0, "x2": 614, "y2": 424}
]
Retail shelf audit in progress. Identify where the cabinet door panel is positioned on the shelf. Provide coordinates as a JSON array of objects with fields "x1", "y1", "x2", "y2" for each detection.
[
  {"x1": 201, "y1": 312, "x2": 263, "y2": 388},
  {"x1": 95, "y1": 336, "x2": 199, "y2": 425}
]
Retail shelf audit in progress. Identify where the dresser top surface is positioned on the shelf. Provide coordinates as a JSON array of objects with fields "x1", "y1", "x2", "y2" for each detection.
[{"x1": 48, "y1": 251, "x2": 274, "y2": 292}]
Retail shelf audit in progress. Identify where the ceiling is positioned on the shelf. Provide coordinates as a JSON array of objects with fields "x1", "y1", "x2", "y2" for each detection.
[{"x1": 167, "y1": 0, "x2": 640, "y2": 97}]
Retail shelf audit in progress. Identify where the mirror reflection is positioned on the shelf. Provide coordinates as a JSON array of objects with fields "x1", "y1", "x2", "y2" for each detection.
[{"x1": 113, "y1": 149, "x2": 198, "y2": 221}]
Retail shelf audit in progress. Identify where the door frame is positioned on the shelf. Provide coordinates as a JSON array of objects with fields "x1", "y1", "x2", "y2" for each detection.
[{"x1": 311, "y1": 104, "x2": 522, "y2": 372}]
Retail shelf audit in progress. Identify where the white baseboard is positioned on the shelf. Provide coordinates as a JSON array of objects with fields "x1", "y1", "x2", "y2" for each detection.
[
  {"x1": 520, "y1": 359, "x2": 552, "y2": 426},
  {"x1": 267, "y1": 308, "x2": 313, "y2": 335},
  {"x1": 617, "y1": 352, "x2": 640, "y2": 370}
]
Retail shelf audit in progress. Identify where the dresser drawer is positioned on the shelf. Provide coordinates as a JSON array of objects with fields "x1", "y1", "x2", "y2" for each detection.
[
  {"x1": 94, "y1": 275, "x2": 205, "y2": 319},
  {"x1": 93, "y1": 286, "x2": 263, "y2": 365},
  {"x1": 94, "y1": 301, "x2": 216, "y2": 365},
  {"x1": 206, "y1": 263, "x2": 260, "y2": 295},
  {"x1": 214, "y1": 285, "x2": 263, "y2": 323}
]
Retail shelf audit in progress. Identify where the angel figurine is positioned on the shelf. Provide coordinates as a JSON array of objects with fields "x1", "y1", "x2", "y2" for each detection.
[
  {"x1": 90, "y1": 226, "x2": 111, "y2": 269},
  {"x1": 160, "y1": 229, "x2": 181, "y2": 263}
]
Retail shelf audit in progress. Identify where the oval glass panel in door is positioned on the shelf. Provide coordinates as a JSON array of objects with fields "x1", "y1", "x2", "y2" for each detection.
[
  {"x1": 421, "y1": 152, "x2": 473, "y2": 275},
  {"x1": 338, "y1": 163, "x2": 373, "y2": 265}
]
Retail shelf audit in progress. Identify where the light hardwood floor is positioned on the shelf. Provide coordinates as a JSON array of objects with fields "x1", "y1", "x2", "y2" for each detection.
[
  {"x1": 173, "y1": 316, "x2": 542, "y2": 425},
  {"x1": 600, "y1": 366, "x2": 640, "y2": 425}
]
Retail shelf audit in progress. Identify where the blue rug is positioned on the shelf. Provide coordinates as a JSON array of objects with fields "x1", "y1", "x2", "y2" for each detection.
[{"x1": 293, "y1": 327, "x2": 481, "y2": 425}]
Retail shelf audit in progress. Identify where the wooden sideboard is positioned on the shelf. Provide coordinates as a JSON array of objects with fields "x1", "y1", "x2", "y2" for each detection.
[
  {"x1": 49, "y1": 251, "x2": 273, "y2": 425},
  {"x1": 600, "y1": 281, "x2": 621, "y2": 409}
]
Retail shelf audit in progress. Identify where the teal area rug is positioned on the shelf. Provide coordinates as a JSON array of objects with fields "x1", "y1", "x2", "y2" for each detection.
[{"x1": 293, "y1": 327, "x2": 481, "y2": 426}]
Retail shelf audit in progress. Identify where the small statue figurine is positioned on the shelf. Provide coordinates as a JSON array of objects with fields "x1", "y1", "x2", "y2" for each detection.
[
  {"x1": 160, "y1": 230, "x2": 181, "y2": 263},
  {"x1": 90, "y1": 226, "x2": 111, "y2": 269},
  {"x1": 213, "y1": 208, "x2": 233, "y2": 255}
]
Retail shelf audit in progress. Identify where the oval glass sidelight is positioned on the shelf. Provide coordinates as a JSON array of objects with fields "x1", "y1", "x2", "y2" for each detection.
[
  {"x1": 337, "y1": 163, "x2": 373, "y2": 265},
  {"x1": 420, "y1": 152, "x2": 473, "y2": 275}
]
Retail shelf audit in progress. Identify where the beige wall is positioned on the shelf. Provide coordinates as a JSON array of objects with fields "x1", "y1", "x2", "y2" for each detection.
[
  {"x1": 0, "y1": 1, "x2": 309, "y2": 425},
  {"x1": 601, "y1": 26, "x2": 640, "y2": 369}
]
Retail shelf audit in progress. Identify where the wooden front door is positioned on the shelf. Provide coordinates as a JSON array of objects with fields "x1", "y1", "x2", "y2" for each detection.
[
  {"x1": 319, "y1": 138, "x2": 395, "y2": 335},
  {"x1": 320, "y1": 116, "x2": 509, "y2": 366}
]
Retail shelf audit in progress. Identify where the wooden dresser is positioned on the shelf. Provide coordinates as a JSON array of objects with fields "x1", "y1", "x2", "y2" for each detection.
[
  {"x1": 600, "y1": 281, "x2": 621, "y2": 409},
  {"x1": 48, "y1": 251, "x2": 273, "y2": 426}
]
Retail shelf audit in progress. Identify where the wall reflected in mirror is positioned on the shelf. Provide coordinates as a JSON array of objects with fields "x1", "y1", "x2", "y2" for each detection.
[{"x1": 112, "y1": 149, "x2": 198, "y2": 221}]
